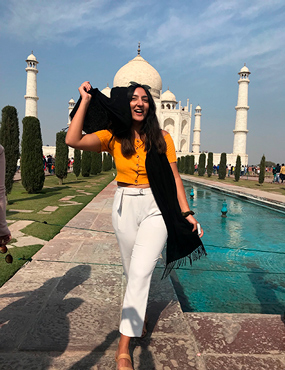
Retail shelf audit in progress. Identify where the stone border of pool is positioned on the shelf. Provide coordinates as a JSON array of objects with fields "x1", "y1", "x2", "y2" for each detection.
[
  {"x1": 181, "y1": 174, "x2": 285, "y2": 213},
  {"x1": 0, "y1": 180, "x2": 284, "y2": 369}
]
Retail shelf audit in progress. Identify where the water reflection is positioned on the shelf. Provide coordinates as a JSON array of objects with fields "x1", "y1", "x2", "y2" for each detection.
[{"x1": 178, "y1": 181, "x2": 285, "y2": 314}]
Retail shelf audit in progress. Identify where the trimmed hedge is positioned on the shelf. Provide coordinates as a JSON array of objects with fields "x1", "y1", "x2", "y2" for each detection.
[
  {"x1": 21, "y1": 116, "x2": 45, "y2": 193},
  {"x1": 55, "y1": 131, "x2": 69, "y2": 185},
  {"x1": 0, "y1": 106, "x2": 20, "y2": 194},
  {"x1": 73, "y1": 149, "x2": 81, "y2": 178}
]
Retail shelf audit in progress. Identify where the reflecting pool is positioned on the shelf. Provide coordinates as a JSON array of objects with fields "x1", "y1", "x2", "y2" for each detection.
[{"x1": 170, "y1": 181, "x2": 285, "y2": 314}]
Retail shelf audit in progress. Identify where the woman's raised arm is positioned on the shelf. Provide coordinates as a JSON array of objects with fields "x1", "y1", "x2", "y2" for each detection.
[{"x1": 65, "y1": 81, "x2": 101, "y2": 152}]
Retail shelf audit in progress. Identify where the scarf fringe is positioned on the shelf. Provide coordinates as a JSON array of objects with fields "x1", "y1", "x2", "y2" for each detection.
[{"x1": 162, "y1": 244, "x2": 207, "y2": 279}]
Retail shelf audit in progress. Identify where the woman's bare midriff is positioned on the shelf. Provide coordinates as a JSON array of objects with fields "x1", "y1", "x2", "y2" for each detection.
[{"x1": 117, "y1": 181, "x2": 150, "y2": 189}]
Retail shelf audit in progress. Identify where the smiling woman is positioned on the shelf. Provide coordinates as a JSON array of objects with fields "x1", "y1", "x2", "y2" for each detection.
[
  {"x1": 129, "y1": 87, "x2": 149, "y2": 122},
  {"x1": 66, "y1": 80, "x2": 205, "y2": 370}
]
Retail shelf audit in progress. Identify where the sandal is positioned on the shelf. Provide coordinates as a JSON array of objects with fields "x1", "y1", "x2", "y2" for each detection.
[{"x1": 115, "y1": 353, "x2": 133, "y2": 370}]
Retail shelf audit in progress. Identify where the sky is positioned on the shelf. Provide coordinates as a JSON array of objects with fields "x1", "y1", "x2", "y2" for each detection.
[{"x1": 0, "y1": 0, "x2": 284, "y2": 165}]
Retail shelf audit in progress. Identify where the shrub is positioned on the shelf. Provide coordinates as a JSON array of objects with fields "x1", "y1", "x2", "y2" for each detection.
[
  {"x1": 259, "y1": 155, "x2": 266, "y2": 184},
  {"x1": 218, "y1": 152, "x2": 227, "y2": 180},
  {"x1": 235, "y1": 155, "x2": 241, "y2": 182},
  {"x1": 91, "y1": 151, "x2": 102, "y2": 175},
  {"x1": 180, "y1": 156, "x2": 185, "y2": 173},
  {"x1": 207, "y1": 152, "x2": 213, "y2": 177},
  {"x1": 198, "y1": 153, "x2": 206, "y2": 176},
  {"x1": 21, "y1": 116, "x2": 45, "y2": 193},
  {"x1": 73, "y1": 149, "x2": 81, "y2": 178},
  {"x1": 184, "y1": 155, "x2": 191, "y2": 174},
  {"x1": 81, "y1": 151, "x2": 92, "y2": 177},
  {"x1": 0, "y1": 106, "x2": 20, "y2": 195},
  {"x1": 189, "y1": 155, "x2": 195, "y2": 175},
  {"x1": 55, "y1": 131, "x2": 69, "y2": 185},
  {"x1": 103, "y1": 153, "x2": 112, "y2": 171},
  {"x1": 177, "y1": 157, "x2": 181, "y2": 172}
]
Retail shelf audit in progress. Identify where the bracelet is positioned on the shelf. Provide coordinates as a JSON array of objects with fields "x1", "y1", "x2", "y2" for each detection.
[{"x1": 181, "y1": 210, "x2": 195, "y2": 217}]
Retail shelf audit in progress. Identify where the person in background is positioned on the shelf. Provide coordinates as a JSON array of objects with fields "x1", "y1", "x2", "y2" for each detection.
[
  {"x1": 279, "y1": 163, "x2": 285, "y2": 184},
  {"x1": 275, "y1": 163, "x2": 281, "y2": 183},
  {"x1": 228, "y1": 164, "x2": 231, "y2": 177}
]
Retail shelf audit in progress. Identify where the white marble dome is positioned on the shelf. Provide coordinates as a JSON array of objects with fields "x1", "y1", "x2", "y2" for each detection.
[
  {"x1": 113, "y1": 53, "x2": 162, "y2": 99},
  {"x1": 26, "y1": 52, "x2": 37, "y2": 61},
  {"x1": 195, "y1": 105, "x2": 201, "y2": 110},
  {"x1": 101, "y1": 84, "x2": 111, "y2": 98},
  {"x1": 69, "y1": 98, "x2": 75, "y2": 104},
  {"x1": 240, "y1": 64, "x2": 250, "y2": 73},
  {"x1": 161, "y1": 89, "x2": 177, "y2": 102}
]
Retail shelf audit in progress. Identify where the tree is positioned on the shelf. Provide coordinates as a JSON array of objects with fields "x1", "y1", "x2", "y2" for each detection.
[
  {"x1": 218, "y1": 152, "x2": 227, "y2": 180},
  {"x1": 0, "y1": 106, "x2": 20, "y2": 195},
  {"x1": 235, "y1": 155, "x2": 241, "y2": 182},
  {"x1": 198, "y1": 153, "x2": 206, "y2": 176},
  {"x1": 81, "y1": 151, "x2": 92, "y2": 177},
  {"x1": 97, "y1": 152, "x2": 102, "y2": 174},
  {"x1": 91, "y1": 151, "x2": 102, "y2": 175},
  {"x1": 189, "y1": 155, "x2": 195, "y2": 175},
  {"x1": 177, "y1": 157, "x2": 181, "y2": 173},
  {"x1": 259, "y1": 155, "x2": 266, "y2": 184},
  {"x1": 207, "y1": 152, "x2": 213, "y2": 178},
  {"x1": 180, "y1": 156, "x2": 185, "y2": 173},
  {"x1": 73, "y1": 149, "x2": 81, "y2": 179},
  {"x1": 265, "y1": 161, "x2": 275, "y2": 167},
  {"x1": 21, "y1": 116, "x2": 45, "y2": 193},
  {"x1": 55, "y1": 131, "x2": 69, "y2": 185},
  {"x1": 103, "y1": 153, "x2": 112, "y2": 171},
  {"x1": 184, "y1": 155, "x2": 191, "y2": 174}
]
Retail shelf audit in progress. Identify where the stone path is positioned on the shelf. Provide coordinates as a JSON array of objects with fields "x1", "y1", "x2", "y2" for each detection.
[
  {"x1": 0, "y1": 181, "x2": 284, "y2": 369},
  {"x1": 6, "y1": 220, "x2": 48, "y2": 248}
]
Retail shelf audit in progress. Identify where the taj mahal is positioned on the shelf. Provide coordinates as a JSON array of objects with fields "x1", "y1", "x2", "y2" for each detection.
[{"x1": 25, "y1": 46, "x2": 250, "y2": 166}]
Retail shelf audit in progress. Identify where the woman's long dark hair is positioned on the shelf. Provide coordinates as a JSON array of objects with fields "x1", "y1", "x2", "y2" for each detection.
[{"x1": 111, "y1": 82, "x2": 166, "y2": 157}]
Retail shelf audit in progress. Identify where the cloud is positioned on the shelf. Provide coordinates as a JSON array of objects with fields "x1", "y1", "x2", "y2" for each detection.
[
  {"x1": 1, "y1": 0, "x2": 139, "y2": 44},
  {"x1": 143, "y1": 0, "x2": 285, "y2": 77},
  {"x1": 2, "y1": 0, "x2": 285, "y2": 75}
]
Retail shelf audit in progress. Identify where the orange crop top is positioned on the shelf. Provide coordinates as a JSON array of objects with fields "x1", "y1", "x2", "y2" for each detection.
[{"x1": 95, "y1": 130, "x2": 177, "y2": 185}]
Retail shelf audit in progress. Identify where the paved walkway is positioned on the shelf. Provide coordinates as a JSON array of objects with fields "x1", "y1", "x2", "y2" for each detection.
[{"x1": 0, "y1": 181, "x2": 284, "y2": 369}]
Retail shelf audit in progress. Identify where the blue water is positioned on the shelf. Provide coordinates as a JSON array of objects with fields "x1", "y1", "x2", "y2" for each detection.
[{"x1": 170, "y1": 182, "x2": 285, "y2": 314}]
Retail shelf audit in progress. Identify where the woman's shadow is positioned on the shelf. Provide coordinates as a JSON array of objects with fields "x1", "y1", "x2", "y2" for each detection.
[{"x1": 0, "y1": 264, "x2": 91, "y2": 368}]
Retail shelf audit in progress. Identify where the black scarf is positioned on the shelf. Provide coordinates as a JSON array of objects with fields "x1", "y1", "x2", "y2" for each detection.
[
  {"x1": 145, "y1": 147, "x2": 206, "y2": 278},
  {"x1": 70, "y1": 87, "x2": 132, "y2": 136},
  {"x1": 70, "y1": 87, "x2": 206, "y2": 278}
]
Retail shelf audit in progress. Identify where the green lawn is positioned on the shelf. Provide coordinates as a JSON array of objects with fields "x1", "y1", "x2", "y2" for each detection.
[{"x1": 1, "y1": 171, "x2": 114, "y2": 286}]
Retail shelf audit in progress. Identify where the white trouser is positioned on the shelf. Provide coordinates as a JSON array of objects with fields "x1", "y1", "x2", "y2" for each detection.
[{"x1": 112, "y1": 187, "x2": 167, "y2": 337}]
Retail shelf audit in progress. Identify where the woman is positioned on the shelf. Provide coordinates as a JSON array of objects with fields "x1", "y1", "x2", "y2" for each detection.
[{"x1": 66, "y1": 81, "x2": 204, "y2": 370}]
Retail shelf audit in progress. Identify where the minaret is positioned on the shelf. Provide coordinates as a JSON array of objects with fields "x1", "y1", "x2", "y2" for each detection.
[
  {"x1": 68, "y1": 98, "x2": 75, "y2": 125},
  {"x1": 192, "y1": 105, "x2": 202, "y2": 153},
  {"x1": 25, "y1": 51, "x2": 39, "y2": 117},
  {"x1": 233, "y1": 64, "x2": 250, "y2": 155}
]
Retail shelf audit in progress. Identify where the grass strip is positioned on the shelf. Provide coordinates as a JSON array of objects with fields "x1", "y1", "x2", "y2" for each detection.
[
  {"x1": 0, "y1": 245, "x2": 43, "y2": 286},
  {"x1": 1, "y1": 171, "x2": 114, "y2": 286}
]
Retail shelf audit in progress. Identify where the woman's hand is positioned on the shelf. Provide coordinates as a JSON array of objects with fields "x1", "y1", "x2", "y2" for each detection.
[
  {"x1": 185, "y1": 214, "x2": 204, "y2": 237},
  {"x1": 78, "y1": 81, "x2": 92, "y2": 103}
]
